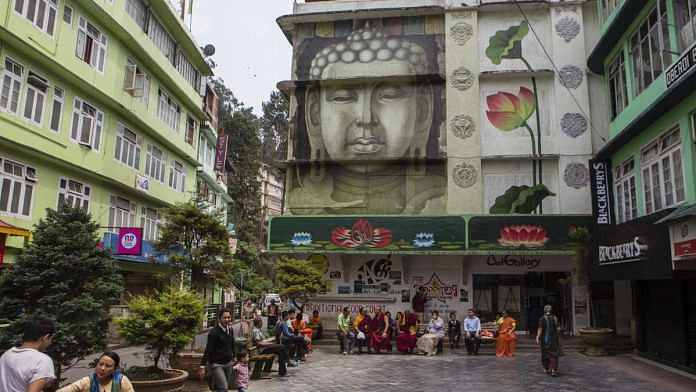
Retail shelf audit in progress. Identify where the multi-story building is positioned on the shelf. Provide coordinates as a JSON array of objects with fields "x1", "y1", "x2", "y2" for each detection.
[
  {"x1": 268, "y1": 0, "x2": 604, "y2": 333},
  {"x1": 260, "y1": 163, "x2": 284, "y2": 218},
  {"x1": 0, "y1": 0, "x2": 214, "y2": 298},
  {"x1": 587, "y1": 0, "x2": 696, "y2": 370}
]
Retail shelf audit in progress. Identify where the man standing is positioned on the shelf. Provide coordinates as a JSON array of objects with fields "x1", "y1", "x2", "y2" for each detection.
[
  {"x1": 463, "y1": 308, "x2": 482, "y2": 355},
  {"x1": 0, "y1": 315, "x2": 56, "y2": 392},
  {"x1": 267, "y1": 299, "x2": 280, "y2": 331},
  {"x1": 336, "y1": 307, "x2": 355, "y2": 355},
  {"x1": 199, "y1": 308, "x2": 235, "y2": 392},
  {"x1": 412, "y1": 286, "x2": 428, "y2": 323},
  {"x1": 241, "y1": 298, "x2": 257, "y2": 337}
]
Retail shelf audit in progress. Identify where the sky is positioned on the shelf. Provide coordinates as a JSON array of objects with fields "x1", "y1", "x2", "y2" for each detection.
[{"x1": 176, "y1": 0, "x2": 295, "y2": 115}]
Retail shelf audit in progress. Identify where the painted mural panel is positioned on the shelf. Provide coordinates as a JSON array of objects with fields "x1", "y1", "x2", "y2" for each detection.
[{"x1": 287, "y1": 18, "x2": 447, "y2": 215}]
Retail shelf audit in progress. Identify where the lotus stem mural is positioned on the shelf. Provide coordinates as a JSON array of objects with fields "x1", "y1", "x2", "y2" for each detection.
[{"x1": 486, "y1": 21, "x2": 552, "y2": 214}]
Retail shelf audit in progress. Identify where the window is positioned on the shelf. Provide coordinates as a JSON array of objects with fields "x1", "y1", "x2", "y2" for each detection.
[
  {"x1": 169, "y1": 159, "x2": 186, "y2": 192},
  {"x1": 141, "y1": 206, "x2": 161, "y2": 241},
  {"x1": 0, "y1": 156, "x2": 36, "y2": 218},
  {"x1": 676, "y1": 0, "x2": 696, "y2": 51},
  {"x1": 14, "y1": 0, "x2": 58, "y2": 36},
  {"x1": 185, "y1": 116, "x2": 196, "y2": 146},
  {"x1": 49, "y1": 86, "x2": 63, "y2": 132},
  {"x1": 57, "y1": 177, "x2": 90, "y2": 211},
  {"x1": 601, "y1": 0, "x2": 621, "y2": 22},
  {"x1": 1, "y1": 57, "x2": 24, "y2": 115},
  {"x1": 641, "y1": 126, "x2": 685, "y2": 214},
  {"x1": 23, "y1": 71, "x2": 48, "y2": 125},
  {"x1": 126, "y1": 0, "x2": 148, "y2": 30},
  {"x1": 63, "y1": 4, "x2": 72, "y2": 25},
  {"x1": 156, "y1": 89, "x2": 180, "y2": 132},
  {"x1": 615, "y1": 158, "x2": 637, "y2": 223},
  {"x1": 70, "y1": 97, "x2": 104, "y2": 151},
  {"x1": 630, "y1": 1, "x2": 672, "y2": 96},
  {"x1": 108, "y1": 196, "x2": 136, "y2": 232},
  {"x1": 607, "y1": 52, "x2": 627, "y2": 119},
  {"x1": 124, "y1": 58, "x2": 150, "y2": 106},
  {"x1": 176, "y1": 50, "x2": 200, "y2": 90},
  {"x1": 114, "y1": 123, "x2": 142, "y2": 170},
  {"x1": 147, "y1": 14, "x2": 176, "y2": 64},
  {"x1": 76, "y1": 17, "x2": 108, "y2": 72},
  {"x1": 145, "y1": 144, "x2": 167, "y2": 182}
]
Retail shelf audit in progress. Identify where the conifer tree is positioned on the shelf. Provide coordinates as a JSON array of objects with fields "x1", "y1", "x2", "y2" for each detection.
[{"x1": 0, "y1": 203, "x2": 122, "y2": 382}]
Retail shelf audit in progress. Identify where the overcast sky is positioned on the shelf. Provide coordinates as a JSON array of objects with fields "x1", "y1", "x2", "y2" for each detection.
[{"x1": 180, "y1": 0, "x2": 295, "y2": 114}]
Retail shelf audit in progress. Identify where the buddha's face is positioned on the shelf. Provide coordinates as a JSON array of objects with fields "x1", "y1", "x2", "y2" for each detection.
[
  {"x1": 319, "y1": 79, "x2": 418, "y2": 160},
  {"x1": 306, "y1": 47, "x2": 433, "y2": 169}
]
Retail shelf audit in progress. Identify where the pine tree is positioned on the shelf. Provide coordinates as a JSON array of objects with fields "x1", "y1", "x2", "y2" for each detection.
[
  {"x1": 276, "y1": 258, "x2": 323, "y2": 313},
  {"x1": 259, "y1": 90, "x2": 289, "y2": 167},
  {"x1": 0, "y1": 203, "x2": 122, "y2": 382}
]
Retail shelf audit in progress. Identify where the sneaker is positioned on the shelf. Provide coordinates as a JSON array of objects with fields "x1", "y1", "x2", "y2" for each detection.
[
  {"x1": 278, "y1": 374, "x2": 290, "y2": 378},
  {"x1": 342, "y1": 351, "x2": 347, "y2": 355}
]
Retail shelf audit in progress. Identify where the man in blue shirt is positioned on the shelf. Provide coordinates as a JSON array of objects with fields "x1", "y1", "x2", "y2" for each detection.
[
  {"x1": 464, "y1": 308, "x2": 481, "y2": 355},
  {"x1": 276, "y1": 311, "x2": 307, "y2": 362}
]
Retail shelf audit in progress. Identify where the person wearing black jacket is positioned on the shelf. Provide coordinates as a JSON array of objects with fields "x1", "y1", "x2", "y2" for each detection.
[
  {"x1": 448, "y1": 312, "x2": 462, "y2": 349},
  {"x1": 199, "y1": 308, "x2": 235, "y2": 392}
]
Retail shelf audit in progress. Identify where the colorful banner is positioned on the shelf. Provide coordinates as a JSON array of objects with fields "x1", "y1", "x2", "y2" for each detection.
[
  {"x1": 117, "y1": 227, "x2": 143, "y2": 256},
  {"x1": 214, "y1": 130, "x2": 228, "y2": 172}
]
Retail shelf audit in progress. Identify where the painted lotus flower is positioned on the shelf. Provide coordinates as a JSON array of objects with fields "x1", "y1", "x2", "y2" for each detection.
[
  {"x1": 413, "y1": 232, "x2": 436, "y2": 248},
  {"x1": 331, "y1": 219, "x2": 392, "y2": 248},
  {"x1": 290, "y1": 232, "x2": 312, "y2": 246},
  {"x1": 498, "y1": 225, "x2": 548, "y2": 248},
  {"x1": 486, "y1": 87, "x2": 536, "y2": 131}
]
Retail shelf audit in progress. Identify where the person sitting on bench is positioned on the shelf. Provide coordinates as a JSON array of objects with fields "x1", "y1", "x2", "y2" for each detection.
[
  {"x1": 463, "y1": 308, "x2": 482, "y2": 355},
  {"x1": 251, "y1": 319, "x2": 288, "y2": 377}
]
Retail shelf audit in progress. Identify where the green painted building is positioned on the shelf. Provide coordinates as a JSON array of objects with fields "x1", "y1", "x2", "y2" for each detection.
[
  {"x1": 588, "y1": 0, "x2": 696, "y2": 370},
  {"x1": 0, "y1": 0, "x2": 217, "y2": 300}
]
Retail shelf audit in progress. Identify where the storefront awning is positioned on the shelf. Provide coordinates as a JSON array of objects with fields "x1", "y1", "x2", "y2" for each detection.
[
  {"x1": 655, "y1": 203, "x2": 696, "y2": 225},
  {"x1": 0, "y1": 220, "x2": 30, "y2": 237}
]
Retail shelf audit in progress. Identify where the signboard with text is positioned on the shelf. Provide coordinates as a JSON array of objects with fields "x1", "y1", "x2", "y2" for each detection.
[
  {"x1": 214, "y1": 130, "x2": 229, "y2": 172},
  {"x1": 589, "y1": 160, "x2": 613, "y2": 226},
  {"x1": 665, "y1": 40, "x2": 696, "y2": 89},
  {"x1": 117, "y1": 227, "x2": 143, "y2": 256},
  {"x1": 670, "y1": 219, "x2": 696, "y2": 266}
]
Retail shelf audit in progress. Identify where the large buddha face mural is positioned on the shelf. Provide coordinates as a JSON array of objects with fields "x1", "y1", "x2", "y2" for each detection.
[{"x1": 287, "y1": 20, "x2": 446, "y2": 215}]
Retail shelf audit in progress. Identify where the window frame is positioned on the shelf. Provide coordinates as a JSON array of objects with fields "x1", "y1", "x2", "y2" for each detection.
[
  {"x1": 0, "y1": 155, "x2": 36, "y2": 219},
  {"x1": 108, "y1": 195, "x2": 136, "y2": 232},
  {"x1": 156, "y1": 89, "x2": 181, "y2": 133},
  {"x1": 140, "y1": 206, "x2": 162, "y2": 241},
  {"x1": 614, "y1": 158, "x2": 638, "y2": 223},
  {"x1": 70, "y1": 97, "x2": 104, "y2": 152},
  {"x1": 124, "y1": 58, "x2": 150, "y2": 107},
  {"x1": 63, "y1": 4, "x2": 73, "y2": 25},
  {"x1": 145, "y1": 144, "x2": 167, "y2": 183},
  {"x1": 640, "y1": 125, "x2": 686, "y2": 215},
  {"x1": 76, "y1": 16, "x2": 108, "y2": 73},
  {"x1": 22, "y1": 70, "x2": 49, "y2": 126},
  {"x1": 1, "y1": 57, "x2": 24, "y2": 115},
  {"x1": 114, "y1": 122, "x2": 143, "y2": 170},
  {"x1": 57, "y1": 177, "x2": 91, "y2": 212},
  {"x1": 168, "y1": 159, "x2": 186, "y2": 193},
  {"x1": 49, "y1": 86, "x2": 63, "y2": 133},
  {"x1": 675, "y1": 0, "x2": 696, "y2": 51},
  {"x1": 13, "y1": 0, "x2": 58, "y2": 37},
  {"x1": 629, "y1": 1, "x2": 672, "y2": 97},
  {"x1": 607, "y1": 51, "x2": 628, "y2": 120}
]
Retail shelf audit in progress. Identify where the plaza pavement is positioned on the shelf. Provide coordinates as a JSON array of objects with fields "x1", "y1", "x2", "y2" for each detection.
[{"x1": 252, "y1": 347, "x2": 696, "y2": 392}]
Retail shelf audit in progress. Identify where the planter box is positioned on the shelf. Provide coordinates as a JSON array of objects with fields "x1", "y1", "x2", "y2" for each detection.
[
  {"x1": 579, "y1": 327, "x2": 613, "y2": 356},
  {"x1": 130, "y1": 369, "x2": 188, "y2": 392},
  {"x1": 169, "y1": 352, "x2": 204, "y2": 380}
]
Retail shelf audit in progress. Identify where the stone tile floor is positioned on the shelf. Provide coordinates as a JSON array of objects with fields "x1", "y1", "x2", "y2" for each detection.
[{"x1": 250, "y1": 348, "x2": 696, "y2": 392}]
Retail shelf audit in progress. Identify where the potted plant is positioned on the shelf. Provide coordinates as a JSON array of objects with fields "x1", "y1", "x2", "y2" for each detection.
[
  {"x1": 116, "y1": 290, "x2": 204, "y2": 391},
  {"x1": 569, "y1": 226, "x2": 614, "y2": 355}
]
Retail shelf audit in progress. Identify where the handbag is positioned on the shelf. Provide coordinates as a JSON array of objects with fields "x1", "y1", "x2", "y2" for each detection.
[{"x1": 357, "y1": 331, "x2": 366, "y2": 340}]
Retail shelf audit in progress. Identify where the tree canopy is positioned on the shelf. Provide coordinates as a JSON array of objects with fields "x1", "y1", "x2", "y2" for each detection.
[{"x1": 276, "y1": 258, "x2": 323, "y2": 312}]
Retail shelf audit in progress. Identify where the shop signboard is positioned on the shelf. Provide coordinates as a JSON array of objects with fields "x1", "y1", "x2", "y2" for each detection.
[
  {"x1": 215, "y1": 130, "x2": 229, "y2": 172},
  {"x1": 103, "y1": 232, "x2": 168, "y2": 264},
  {"x1": 589, "y1": 160, "x2": 613, "y2": 226},
  {"x1": 268, "y1": 216, "x2": 466, "y2": 253},
  {"x1": 665, "y1": 40, "x2": 696, "y2": 89},
  {"x1": 117, "y1": 227, "x2": 143, "y2": 256},
  {"x1": 467, "y1": 215, "x2": 592, "y2": 252},
  {"x1": 411, "y1": 271, "x2": 459, "y2": 315},
  {"x1": 669, "y1": 219, "x2": 696, "y2": 270}
]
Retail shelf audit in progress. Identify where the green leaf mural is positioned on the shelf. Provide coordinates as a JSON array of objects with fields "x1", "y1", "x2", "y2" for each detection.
[
  {"x1": 485, "y1": 21, "x2": 529, "y2": 65},
  {"x1": 489, "y1": 184, "x2": 556, "y2": 214}
]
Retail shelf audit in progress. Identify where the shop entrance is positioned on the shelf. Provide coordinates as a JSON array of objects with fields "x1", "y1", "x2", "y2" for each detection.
[{"x1": 473, "y1": 272, "x2": 572, "y2": 333}]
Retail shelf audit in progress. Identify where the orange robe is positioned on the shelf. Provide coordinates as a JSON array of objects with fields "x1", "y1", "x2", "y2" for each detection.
[
  {"x1": 495, "y1": 316, "x2": 517, "y2": 357},
  {"x1": 292, "y1": 319, "x2": 313, "y2": 349}
]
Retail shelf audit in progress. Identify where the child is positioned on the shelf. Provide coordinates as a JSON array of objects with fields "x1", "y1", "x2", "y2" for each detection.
[
  {"x1": 448, "y1": 312, "x2": 462, "y2": 349},
  {"x1": 232, "y1": 352, "x2": 249, "y2": 392}
]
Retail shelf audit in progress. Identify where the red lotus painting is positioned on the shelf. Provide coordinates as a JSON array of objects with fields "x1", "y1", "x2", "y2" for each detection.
[
  {"x1": 331, "y1": 219, "x2": 393, "y2": 248},
  {"x1": 498, "y1": 225, "x2": 549, "y2": 248}
]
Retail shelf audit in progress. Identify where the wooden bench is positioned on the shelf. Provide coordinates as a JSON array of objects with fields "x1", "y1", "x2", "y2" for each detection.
[
  {"x1": 247, "y1": 337, "x2": 277, "y2": 380},
  {"x1": 480, "y1": 322, "x2": 499, "y2": 344}
]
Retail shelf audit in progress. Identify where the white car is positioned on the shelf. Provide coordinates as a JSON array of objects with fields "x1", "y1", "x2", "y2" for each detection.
[{"x1": 263, "y1": 293, "x2": 282, "y2": 310}]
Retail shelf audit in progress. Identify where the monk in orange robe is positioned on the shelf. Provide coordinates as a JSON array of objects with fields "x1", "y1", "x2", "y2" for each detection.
[{"x1": 496, "y1": 310, "x2": 517, "y2": 357}]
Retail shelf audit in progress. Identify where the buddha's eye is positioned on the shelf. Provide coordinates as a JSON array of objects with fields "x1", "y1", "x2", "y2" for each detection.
[
  {"x1": 376, "y1": 84, "x2": 409, "y2": 102},
  {"x1": 327, "y1": 88, "x2": 357, "y2": 104}
]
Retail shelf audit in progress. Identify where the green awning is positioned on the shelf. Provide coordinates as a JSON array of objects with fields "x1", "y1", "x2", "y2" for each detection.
[{"x1": 655, "y1": 203, "x2": 696, "y2": 224}]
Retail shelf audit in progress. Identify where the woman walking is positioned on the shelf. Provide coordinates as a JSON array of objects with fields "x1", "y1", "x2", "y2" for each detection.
[{"x1": 536, "y1": 305, "x2": 562, "y2": 376}]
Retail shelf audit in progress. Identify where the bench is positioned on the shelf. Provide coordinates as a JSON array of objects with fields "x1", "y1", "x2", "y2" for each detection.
[
  {"x1": 247, "y1": 337, "x2": 277, "y2": 380},
  {"x1": 480, "y1": 322, "x2": 499, "y2": 344}
]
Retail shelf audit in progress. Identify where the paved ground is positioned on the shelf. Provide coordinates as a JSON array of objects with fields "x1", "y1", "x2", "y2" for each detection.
[{"x1": 252, "y1": 348, "x2": 696, "y2": 392}]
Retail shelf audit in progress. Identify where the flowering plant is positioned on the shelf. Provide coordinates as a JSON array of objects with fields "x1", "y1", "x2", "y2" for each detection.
[{"x1": 331, "y1": 219, "x2": 392, "y2": 248}]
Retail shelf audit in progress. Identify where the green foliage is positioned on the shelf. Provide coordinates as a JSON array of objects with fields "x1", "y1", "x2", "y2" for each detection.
[
  {"x1": 489, "y1": 184, "x2": 556, "y2": 214},
  {"x1": 568, "y1": 226, "x2": 592, "y2": 286},
  {"x1": 259, "y1": 90, "x2": 289, "y2": 167},
  {"x1": 0, "y1": 203, "x2": 122, "y2": 381},
  {"x1": 155, "y1": 196, "x2": 230, "y2": 292},
  {"x1": 485, "y1": 21, "x2": 529, "y2": 65},
  {"x1": 276, "y1": 258, "x2": 323, "y2": 312},
  {"x1": 116, "y1": 290, "x2": 204, "y2": 370}
]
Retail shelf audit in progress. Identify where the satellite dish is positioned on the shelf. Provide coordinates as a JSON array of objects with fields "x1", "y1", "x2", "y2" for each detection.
[{"x1": 203, "y1": 44, "x2": 216, "y2": 57}]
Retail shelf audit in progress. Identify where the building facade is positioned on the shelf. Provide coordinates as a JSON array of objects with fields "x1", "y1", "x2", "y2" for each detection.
[
  {"x1": 270, "y1": 0, "x2": 604, "y2": 334},
  {"x1": 587, "y1": 0, "x2": 696, "y2": 370},
  {"x1": 260, "y1": 163, "x2": 284, "y2": 218},
  {"x1": 0, "y1": 0, "x2": 214, "y2": 299}
]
